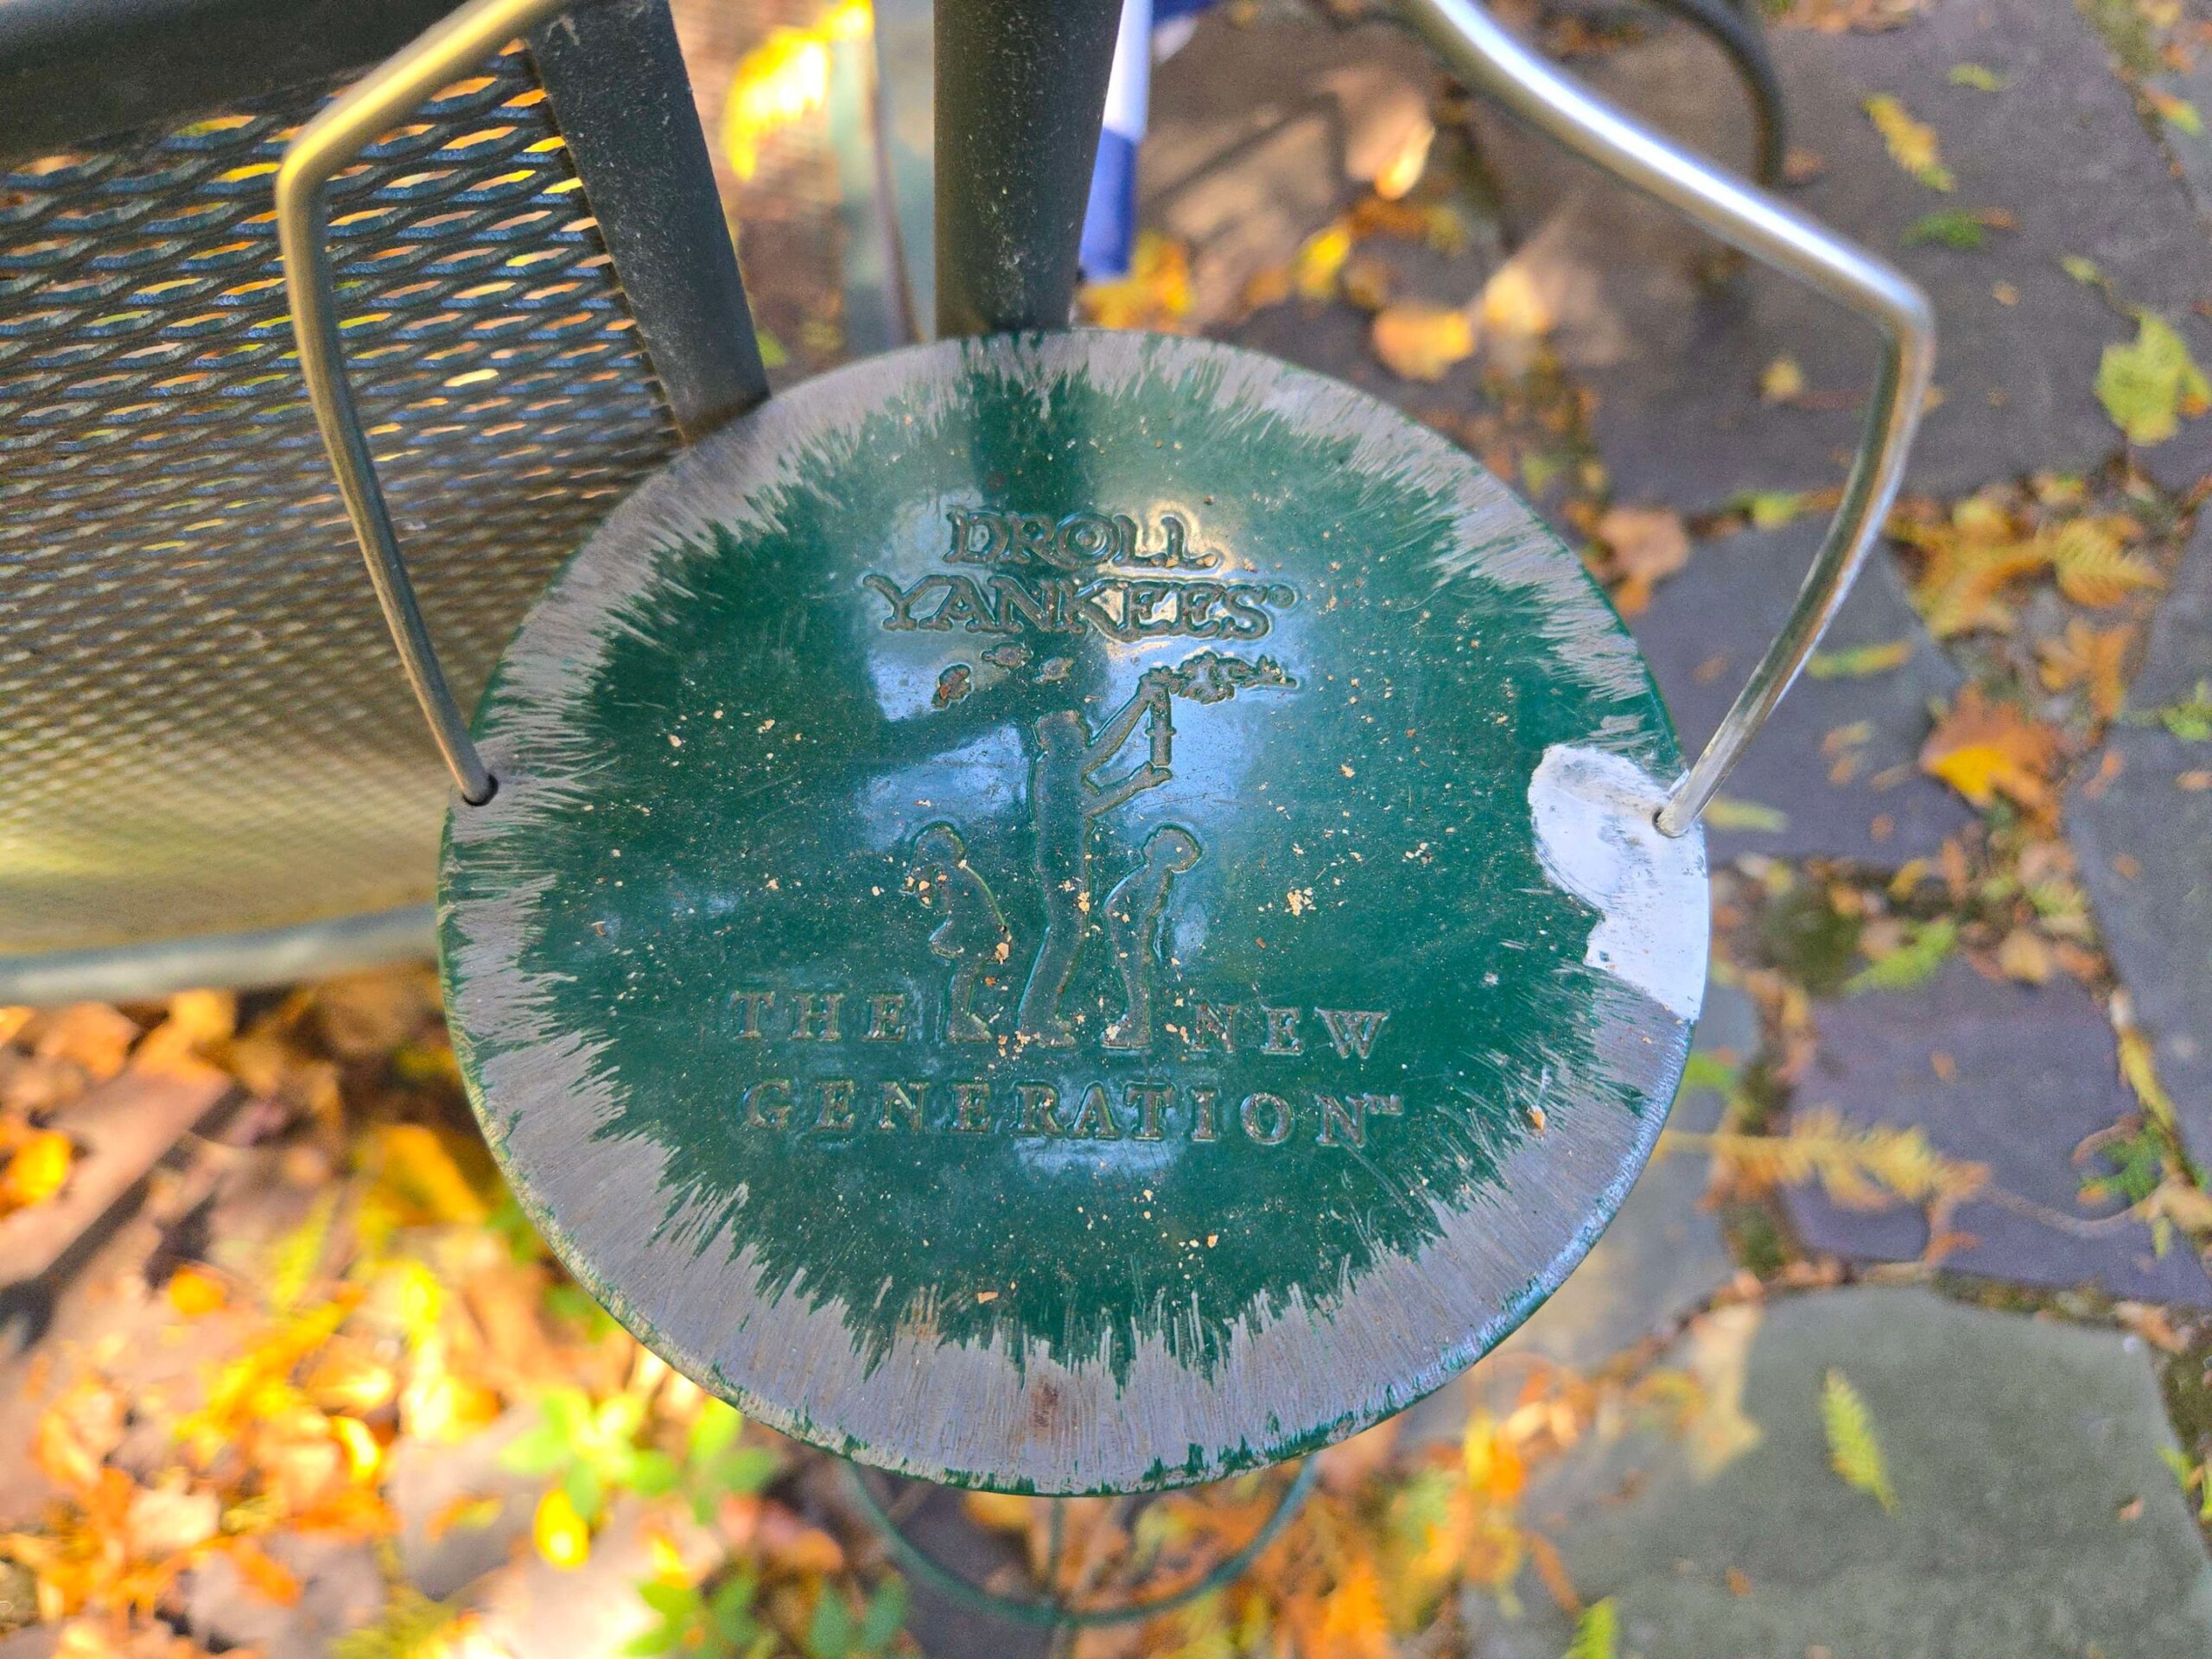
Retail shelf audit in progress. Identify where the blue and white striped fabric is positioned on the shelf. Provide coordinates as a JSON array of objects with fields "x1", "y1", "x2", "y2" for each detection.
[{"x1": 1080, "y1": 0, "x2": 1216, "y2": 279}]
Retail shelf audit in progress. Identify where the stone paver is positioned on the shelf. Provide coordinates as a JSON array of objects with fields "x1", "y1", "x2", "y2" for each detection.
[
  {"x1": 387, "y1": 1411, "x2": 539, "y2": 1601},
  {"x1": 1782, "y1": 958, "x2": 2212, "y2": 1306},
  {"x1": 1469, "y1": 0, "x2": 2212, "y2": 509},
  {"x1": 182, "y1": 1536, "x2": 384, "y2": 1659},
  {"x1": 1498, "y1": 980, "x2": 1755, "y2": 1372},
  {"x1": 2069, "y1": 513, "x2": 2212, "y2": 1169},
  {"x1": 471, "y1": 1495, "x2": 719, "y2": 1659},
  {"x1": 2152, "y1": 55, "x2": 2212, "y2": 237},
  {"x1": 1471, "y1": 1286, "x2": 2212, "y2": 1659},
  {"x1": 1631, "y1": 519, "x2": 1971, "y2": 863},
  {"x1": 1144, "y1": 14, "x2": 1446, "y2": 329}
]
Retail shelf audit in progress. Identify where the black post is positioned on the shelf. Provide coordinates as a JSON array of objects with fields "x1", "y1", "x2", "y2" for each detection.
[
  {"x1": 935, "y1": 0, "x2": 1122, "y2": 338},
  {"x1": 532, "y1": 0, "x2": 772, "y2": 441}
]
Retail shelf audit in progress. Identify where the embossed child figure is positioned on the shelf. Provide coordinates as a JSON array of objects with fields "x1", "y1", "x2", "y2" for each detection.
[
  {"x1": 1101, "y1": 825, "x2": 1203, "y2": 1052},
  {"x1": 907, "y1": 823, "x2": 1014, "y2": 1041},
  {"x1": 1017, "y1": 665, "x2": 1179, "y2": 1046}
]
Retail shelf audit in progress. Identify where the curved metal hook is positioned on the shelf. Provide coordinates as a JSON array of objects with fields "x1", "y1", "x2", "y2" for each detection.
[
  {"x1": 276, "y1": 0, "x2": 595, "y2": 804},
  {"x1": 1398, "y1": 0, "x2": 1936, "y2": 836}
]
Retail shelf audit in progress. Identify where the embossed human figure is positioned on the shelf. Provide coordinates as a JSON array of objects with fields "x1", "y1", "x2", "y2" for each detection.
[
  {"x1": 907, "y1": 823, "x2": 1014, "y2": 1041},
  {"x1": 1101, "y1": 826, "x2": 1203, "y2": 1051},
  {"x1": 1016, "y1": 667, "x2": 1178, "y2": 1046}
]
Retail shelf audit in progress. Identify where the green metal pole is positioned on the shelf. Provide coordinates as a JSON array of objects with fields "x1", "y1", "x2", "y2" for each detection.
[{"x1": 934, "y1": 0, "x2": 1122, "y2": 337}]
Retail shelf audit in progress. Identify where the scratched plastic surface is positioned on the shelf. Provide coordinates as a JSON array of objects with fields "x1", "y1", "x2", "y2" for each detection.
[{"x1": 441, "y1": 330, "x2": 1707, "y2": 1492}]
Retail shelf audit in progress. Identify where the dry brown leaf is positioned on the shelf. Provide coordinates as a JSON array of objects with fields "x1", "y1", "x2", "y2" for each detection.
[
  {"x1": 2037, "y1": 619, "x2": 2132, "y2": 721},
  {"x1": 1789, "y1": 0, "x2": 1927, "y2": 32},
  {"x1": 1477, "y1": 261, "x2": 1554, "y2": 341},
  {"x1": 1995, "y1": 927, "x2": 2054, "y2": 985},
  {"x1": 35, "y1": 1379, "x2": 127, "y2": 1492},
  {"x1": 1919, "y1": 687, "x2": 2061, "y2": 815},
  {"x1": 1339, "y1": 253, "x2": 1395, "y2": 313},
  {"x1": 2114, "y1": 1300, "x2": 2190, "y2": 1352},
  {"x1": 1370, "y1": 302, "x2": 1474, "y2": 381},
  {"x1": 29, "y1": 1004, "x2": 140, "y2": 1083},
  {"x1": 314, "y1": 969, "x2": 439, "y2": 1061},
  {"x1": 1905, "y1": 506, "x2": 2050, "y2": 637},
  {"x1": 1239, "y1": 263, "x2": 1292, "y2": 313},
  {"x1": 1596, "y1": 505, "x2": 1691, "y2": 615},
  {"x1": 132, "y1": 990, "x2": 236, "y2": 1076}
]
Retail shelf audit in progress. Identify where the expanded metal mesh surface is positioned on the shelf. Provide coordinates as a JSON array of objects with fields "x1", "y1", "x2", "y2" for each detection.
[{"x1": 0, "y1": 47, "x2": 678, "y2": 957}]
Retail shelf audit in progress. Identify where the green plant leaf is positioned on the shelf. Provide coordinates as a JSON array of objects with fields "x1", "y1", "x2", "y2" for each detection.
[
  {"x1": 807, "y1": 1589, "x2": 856, "y2": 1659},
  {"x1": 1846, "y1": 918, "x2": 1958, "y2": 995},
  {"x1": 625, "y1": 1448, "x2": 682, "y2": 1498},
  {"x1": 691, "y1": 1401, "x2": 744, "y2": 1461},
  {"x1": 639, "y1": 1582, "x2": 701, "y2": 1620},
  {"x1": 565, "y1": 1458, "x2": 607, "y2": 1523},
  {"x1": 1703, "y1": 798, "x2": 1789, "y2": 833},
  {"x1": 1728, "y1": 489, "x2": 1806, "y2": 530},
  {"x1": 2097, "y1": 312, "x2": 2211, "y2": 445},
  {"x1": 1680, "y1": 1052, "x2": 1740, "y2": 1099},
  {"x1": 1948, "y1": 62, "x2": 2008, "y2": 91},
  {"x1": 1565, "y1": 1598, "x2": 1619, "y2": 1659},
  {"x1": 1807, "y1": 639, "x2": 1912, "y2": 680},
  {"x1": 2149, "y1": 87, "x2": 2206, "y2": 136},
  {"x1": 857, "y1": 1577, "x2": 909, "y2": 1655},
  {"x1": 1904, "y1": 210, "x2": 1986, "y2": 249},
  {"x1": 712, "y1": 1572, "x2": 763, "y2": 1643},
  {"x1": 1821, "y1": 1369, "x2": 1898, "y2": 1512},
  {"x1": 2129, "y1": 679, "x2": 2212, "y2": 741},
  {"x1": 331, "y1": 1587, "x2": 464, "y2": 1659}
]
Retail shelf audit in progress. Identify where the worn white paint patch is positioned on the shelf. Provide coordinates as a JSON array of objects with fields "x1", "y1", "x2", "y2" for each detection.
[{"x1": 1529, "y1": 745, "x2": 1707, "y2": 1021}]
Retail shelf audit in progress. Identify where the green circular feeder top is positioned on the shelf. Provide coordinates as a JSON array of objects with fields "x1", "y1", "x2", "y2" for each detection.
[{"x1": 441, "y1": 330, "x2": 1707, "y2": 1494}]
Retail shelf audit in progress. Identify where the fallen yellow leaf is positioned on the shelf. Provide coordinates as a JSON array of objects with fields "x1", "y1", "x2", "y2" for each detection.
[
  {"x1": 361, "y1": 1122, "x2": 492, "y2": 1230},
  {"x1": 1294, "y1": 221, "x2": 1354, "y2": 302},
  {"x1": 1462, "y1": 1409, "x2": 1527, "y2": 1502},
  {"x1": 1, "y1": 1128, "x2": 73, "y2": 1212},
  {"x1": 1077, "y1": 232, "x2": 1193, "y2": 332},
  {"x1": 165, "y1": 1266, "x2": 229, "y2": 1318},
  {"x1": 1315, "y1": 1558, "x2": 1394, "y2": 1659},
  {"x1": 1865, "y1": 93, "x2": 1954, "y2": 190},
  {"x1": 532, "y1": 1487, "x2": 590, "y2": 1570},
  {"x1": 2050, "y1": 517, "x2": 2161, "y2": 607}
]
